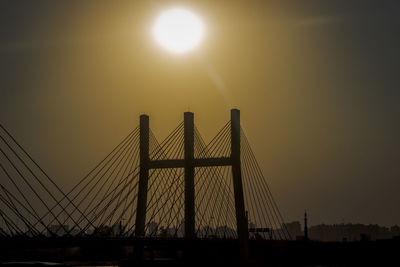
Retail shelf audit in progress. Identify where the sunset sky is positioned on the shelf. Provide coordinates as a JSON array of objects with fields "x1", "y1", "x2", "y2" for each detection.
[{"x1": 0, "y1": 1, "x2": 399, "y2": 226}]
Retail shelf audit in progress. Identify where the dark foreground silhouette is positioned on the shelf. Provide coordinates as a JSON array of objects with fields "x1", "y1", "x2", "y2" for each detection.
[{"x1": 0, "y1": 237, "x2": 399, "y2": 266}]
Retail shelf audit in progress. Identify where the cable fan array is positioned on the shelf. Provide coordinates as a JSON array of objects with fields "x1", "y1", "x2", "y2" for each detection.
[
  {"x1": 0, "y1": 120, "x2": 290, "y2": 240},
  {"x1": 0, "y1": 124, "x2": 89, "y2": 237}
]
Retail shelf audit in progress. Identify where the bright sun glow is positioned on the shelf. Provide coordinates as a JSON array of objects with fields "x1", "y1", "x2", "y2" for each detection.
[{"x1": 152, "y1": 8, "x2": 205, "y2": 54}]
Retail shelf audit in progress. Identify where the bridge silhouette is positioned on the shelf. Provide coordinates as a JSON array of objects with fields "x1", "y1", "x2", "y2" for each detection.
[
  {"x1": 0, "y1": 109, "x2": 398, "y2": 266},
  {"x1": 0, "y1": 109, "x2": 291, "y2": 265}
]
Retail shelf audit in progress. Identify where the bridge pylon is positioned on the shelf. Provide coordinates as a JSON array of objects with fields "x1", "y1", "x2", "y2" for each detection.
[
  {"x1": 184, "y1": 112, "x2": 195, "y2": 239},
  {"x1": 135, "y1": 114, "x2": 150, "y2": 237},
  {"x1": 231, "y1": 109, "x2": 249, "y2": 261},
  {"x1": 134, "y1": 109, "x2": 248, "y2": 251}
]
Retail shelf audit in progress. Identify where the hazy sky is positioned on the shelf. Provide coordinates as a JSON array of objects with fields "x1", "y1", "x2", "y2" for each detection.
[{"x1": 0, "y1": 0, "x2": 399, "y2": 226}]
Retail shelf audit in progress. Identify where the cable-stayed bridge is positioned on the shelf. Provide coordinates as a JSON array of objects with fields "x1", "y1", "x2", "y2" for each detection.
[
  {"x1": 0, "y1": 109, "x2": 398, "y2": 266},
  {"x1": 0, "y1": 109, "x2": 291, "y2": 265},
  {"x1": 0, "y1": 109, "x2": 289, "y2": 240}
]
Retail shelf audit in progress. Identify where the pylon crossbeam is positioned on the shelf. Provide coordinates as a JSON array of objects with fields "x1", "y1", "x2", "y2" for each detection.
[{"x1": 149, "y1": 157, "x2": 231, "y2": 169}]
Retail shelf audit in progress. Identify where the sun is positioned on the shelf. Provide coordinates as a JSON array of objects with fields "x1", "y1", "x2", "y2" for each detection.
[{"x1": 152, "y1": 8, "x2": 205, "y2": 54}]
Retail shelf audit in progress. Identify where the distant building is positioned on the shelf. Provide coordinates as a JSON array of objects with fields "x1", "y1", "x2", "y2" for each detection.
[
  {"x1": 176, "y1": 221, "x2": 184, "y2": 238},
  {"x1": 198, "y1": 225, "x2": 214, "y2": 238},
  {"x1": 304, "y1": 211, "x2": 308, "y2": 241},
  {"x1": 158, "y1": 226, "x2": 171, "y2": 238},
  {"x1": 112, "y1": 221, "x2": 125, "y2": 236},
  {"x1": 274, "y1": 222, "x2": 400, "y2": 242},
  {"x1": 166, "y1": 226, "x2": 177, "y2": 237},
  {"x1": 283, "y1": 221, "x2": 302, "y2": 240},
  {"x1": 248, "y1": 222, "x2": 257, "y2": 239},
  {"x1": 69, "y1": 228, "x2": 80, "y2": 236},
  {"x1": 147, "y1": 221, "x2": 158, "y2": 237},
  {"x1": 215, "y1": 226, "x2": 236, "y2": 238},
  {"x1": 47, "y1": 224, "x2": 69, "y2": 237},
  {"x1": 308, "y1": 223, "x2": 392, "y2": 241},
  {"x1": 390, "y1": 225, "x2": 400, "y2": 237},
  {"x1": 91, "y1": 226, "x2": 113, "y2": 237}
]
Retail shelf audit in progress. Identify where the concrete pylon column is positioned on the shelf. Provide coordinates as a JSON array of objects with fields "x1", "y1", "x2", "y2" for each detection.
[
  {"x1": 135, "y1": 114, "x2": 149, "y2": 237},
  {"x1": 230, "y1": 109, "x2": 249, "y2": 261},
  {"x1": 184, "y1": 112, "x2": 195, "y2": 239}
]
